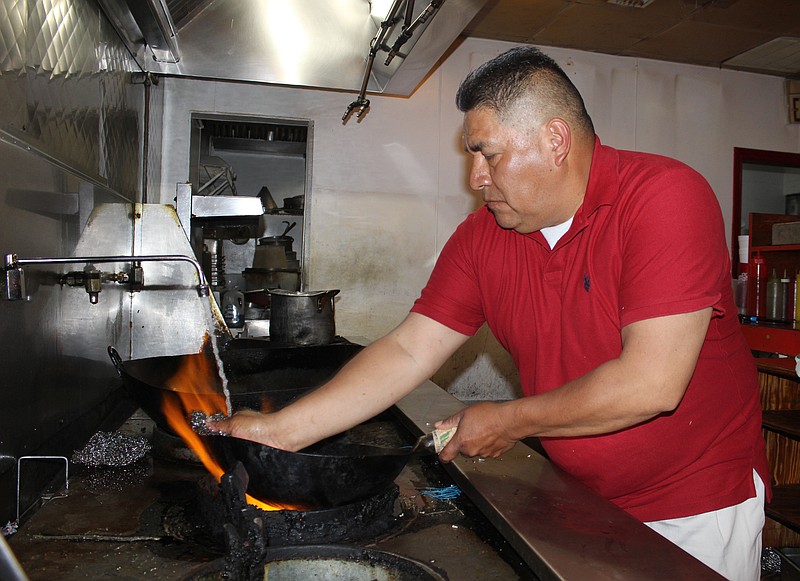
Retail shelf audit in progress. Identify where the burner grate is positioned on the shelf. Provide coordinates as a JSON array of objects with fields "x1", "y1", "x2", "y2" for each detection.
[{"x1": 195, "y1": 462, "x2": 401, "y2": 580}]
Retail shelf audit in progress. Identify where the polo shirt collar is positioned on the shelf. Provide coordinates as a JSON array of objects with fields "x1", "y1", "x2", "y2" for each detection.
[
  {"x1": 527, "y1": 135, "x2": 617, "y2": 248},
  {"x1": 574, "y1": 135, "x2": 618, "y2": 226}
]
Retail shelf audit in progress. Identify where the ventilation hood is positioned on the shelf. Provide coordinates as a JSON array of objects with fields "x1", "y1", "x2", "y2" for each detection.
[{"x1": 99, "y1": 0, "x2": 487, "y2": 98}]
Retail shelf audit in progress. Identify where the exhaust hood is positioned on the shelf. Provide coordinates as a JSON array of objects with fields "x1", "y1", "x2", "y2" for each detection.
[{"x1": 99, "y1": 0, "x2": 487, "y2": 98}]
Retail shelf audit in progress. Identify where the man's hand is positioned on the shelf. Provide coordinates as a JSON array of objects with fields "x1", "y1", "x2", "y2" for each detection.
[
  {"x1": 436, "y1": 401, "x2": 518, "y2": 463},
  {"x1": 209, "y1": 409, "x2": 293, "y2": 450}
]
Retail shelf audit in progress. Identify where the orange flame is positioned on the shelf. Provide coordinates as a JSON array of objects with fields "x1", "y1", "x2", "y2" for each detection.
[{"x1": 162, "y1": 350, "x2": 299, "y2": 511}]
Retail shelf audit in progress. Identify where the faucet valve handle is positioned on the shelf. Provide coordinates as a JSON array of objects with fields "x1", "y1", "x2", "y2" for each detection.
[
  {"x1": 129, "y1": 262, "x2": 144, "y2": 291},
  {"x1": 4, "y1": 266, "x2": 25, "y2": 301},
  {"x1": 83, "y1": 265, "x2": 102, "y2": 304},
  {"x1": 4, "y1": 254, "x2": 24, "y2": 300}
]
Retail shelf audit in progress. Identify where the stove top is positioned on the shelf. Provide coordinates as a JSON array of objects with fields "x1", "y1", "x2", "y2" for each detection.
[
  {"x1": 6, "y1": 418, "x2": 534, "y2": 580},
  {"x1": 6, "y1": 380, "x2": 726, "y2": 580}
]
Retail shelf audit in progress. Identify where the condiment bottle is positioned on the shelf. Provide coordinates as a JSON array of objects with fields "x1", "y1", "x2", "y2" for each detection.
[
  {"x1": 735, "y1": 265, "x2": 749, "y2": 316},
  {"x1": 747, "y1": 253, "x2": 767, "y2": 318},
  {"x1": 766, "y1": 269, "x2": 782, "y2": 321},
  {"x1": 782, "y1": 270, "x2": 793, "y2": 321},
  {"x1": 796, "y1": 271, "x2": 800, "y2": 321}
]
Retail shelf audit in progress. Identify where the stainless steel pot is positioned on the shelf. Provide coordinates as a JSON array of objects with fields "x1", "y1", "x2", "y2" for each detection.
[{"x1": 269, "y1": 289, "x2": 339, "y2": 345}]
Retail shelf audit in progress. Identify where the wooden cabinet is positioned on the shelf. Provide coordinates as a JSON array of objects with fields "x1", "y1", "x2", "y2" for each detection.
[
  {"x1": 756, "y1": 358, "x2": 800, "y2": 547},
  {"x1": 742, "y1": 214, "x2": 800, "y2": 546}
]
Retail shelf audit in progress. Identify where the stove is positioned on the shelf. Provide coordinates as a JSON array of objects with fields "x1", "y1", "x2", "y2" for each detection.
[
  {"x1": 5, "y1": 382, "x2": 726, "y2": 580},
  {"x1": 5, "y1": 418, "x2": 533, "y2": 579}
]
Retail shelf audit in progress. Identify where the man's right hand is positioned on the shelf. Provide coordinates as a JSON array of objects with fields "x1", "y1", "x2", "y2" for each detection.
[{"x1": 208, "y1": 408, "x2": 290, "y2": 450}]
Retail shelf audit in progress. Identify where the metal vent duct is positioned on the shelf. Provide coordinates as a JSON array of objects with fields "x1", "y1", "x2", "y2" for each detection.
[{"x1": 97, "y1": 0, "x2": 488, "y2": 97}]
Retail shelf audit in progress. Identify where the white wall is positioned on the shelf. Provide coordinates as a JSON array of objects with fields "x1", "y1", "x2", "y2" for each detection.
[{"x1": 156, "y1": 37, "x2": 800, "y2": 400}]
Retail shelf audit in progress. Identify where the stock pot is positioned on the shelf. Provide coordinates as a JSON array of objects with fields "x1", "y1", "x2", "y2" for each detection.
[{"x1": 269, "y1": 289, "x2": 339, "y2": 346}]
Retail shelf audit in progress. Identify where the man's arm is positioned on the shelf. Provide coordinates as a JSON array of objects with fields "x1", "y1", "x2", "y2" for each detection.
[
  {"x1": 438, "y1": 308, "x2": 712, "y2": 461},
  {"x1": 212, "y1": 312, "x2": 471, "y2": 451}
]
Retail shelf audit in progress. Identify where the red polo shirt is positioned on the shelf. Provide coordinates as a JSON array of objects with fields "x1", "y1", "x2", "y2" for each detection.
[{"x1": 411, "y1": 138, "x2": 769, "y2": 521}]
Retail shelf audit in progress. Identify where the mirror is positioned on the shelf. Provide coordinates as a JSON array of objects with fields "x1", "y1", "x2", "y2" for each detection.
[{"x1": 732, "y1": 147, "x2": 800, "y2": 276}]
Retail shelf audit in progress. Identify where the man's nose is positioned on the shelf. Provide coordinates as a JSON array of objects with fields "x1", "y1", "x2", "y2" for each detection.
[{"x1": 469, "y1": 157, "x2": 491, "y2": 191}]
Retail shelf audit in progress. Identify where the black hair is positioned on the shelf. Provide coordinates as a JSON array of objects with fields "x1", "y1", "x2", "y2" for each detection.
[{"x1": 455, "y1": 46, "x2": 595, "y2": 135}]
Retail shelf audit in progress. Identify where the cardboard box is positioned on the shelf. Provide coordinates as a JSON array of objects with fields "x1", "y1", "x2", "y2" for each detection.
[{"x1": 772, "y1": 222, "x2": 800, "y2": 245}]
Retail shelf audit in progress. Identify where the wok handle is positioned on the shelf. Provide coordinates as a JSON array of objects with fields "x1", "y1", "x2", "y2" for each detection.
[{"x1": 107, "y1": 346, "x2": 124, "y2": 377}]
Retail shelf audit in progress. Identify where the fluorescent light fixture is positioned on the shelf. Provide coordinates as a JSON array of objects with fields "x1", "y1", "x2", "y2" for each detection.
[{"x1": 724, "y1": 37, "x2": 800, "y2": 76}]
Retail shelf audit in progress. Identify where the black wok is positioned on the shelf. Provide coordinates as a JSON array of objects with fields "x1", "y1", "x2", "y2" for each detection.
[
  {"x1": 107, "y1": 340, "x2": 363, "y2": 436},
  {"x1": 203, "y1": 433, "x2": 413, "y2": 508},
  {"x1": 107, "y1": 340, "x2": 418, "y2": 509}
]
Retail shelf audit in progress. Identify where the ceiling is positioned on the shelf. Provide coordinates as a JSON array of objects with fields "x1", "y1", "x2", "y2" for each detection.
[{"x1": 463, "y1": 0, "x2": 800, "y2": 77}]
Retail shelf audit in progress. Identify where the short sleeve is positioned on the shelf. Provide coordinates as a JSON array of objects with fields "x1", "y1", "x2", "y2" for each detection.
[
  {"x1": 617, "y1": 164, "x2": 726, "y2": 327},
  {"x1": 411, "y1": 212, "x2": 487, "y2": 336}
]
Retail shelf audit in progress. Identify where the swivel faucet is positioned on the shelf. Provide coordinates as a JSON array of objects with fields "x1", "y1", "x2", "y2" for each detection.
[{"x1": 3, "y1": 253, "x2": 209, "y2": 303}]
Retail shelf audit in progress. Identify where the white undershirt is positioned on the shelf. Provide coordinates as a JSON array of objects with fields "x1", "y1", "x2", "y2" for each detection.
[{"x1": 540, "y1": 216, "x2": 574, "y2": 249}]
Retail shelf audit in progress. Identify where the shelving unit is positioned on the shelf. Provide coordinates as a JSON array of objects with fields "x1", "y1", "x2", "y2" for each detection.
[
  {"x1": 743, "y1": 213, "x2": 800, "y2": 547},
  {"x1": 187, "y1": 115, "x2": 310, "y2": 297},
  {"x1": 755, "y1": 358, "x2": 800, "y2": 547},
  {"x1": 747, "y1": 213, "x2": 800, "y2": 279}
]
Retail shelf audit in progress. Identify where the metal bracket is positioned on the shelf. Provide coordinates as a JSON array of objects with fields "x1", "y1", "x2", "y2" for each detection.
[{"x1": 15, "y1": 456, "x2": 69, "y2": 525}]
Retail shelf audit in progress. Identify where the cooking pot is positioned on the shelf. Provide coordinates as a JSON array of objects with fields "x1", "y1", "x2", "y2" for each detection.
[
  {"x1": 257, "y1": 235, "x2": 294, "y2": 253},
  {"x1": 269, "y1": 289, "x2": 339, "y2": 346},
  {"x1": 258, "y1": 221, "x2": 296, "y2": 253},
  {"x1": 282, "y1": 195, "x2": 304, "y2": 210}
]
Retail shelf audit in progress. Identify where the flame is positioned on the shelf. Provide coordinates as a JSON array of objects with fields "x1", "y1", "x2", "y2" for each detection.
[{"x1": 162, "y1": 350, "x2": 300, "y2": 512}]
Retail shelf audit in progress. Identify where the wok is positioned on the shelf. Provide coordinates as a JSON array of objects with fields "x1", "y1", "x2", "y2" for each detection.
[
  {"x1": 203, "y1": 433, "x2": 413, "y2": 508},
  {"x1": 107, "y1": 340, "x2": 418, "y2": 508},
  {"x1": 108, "y1": 340, "x2": 363, "y2": 436}
]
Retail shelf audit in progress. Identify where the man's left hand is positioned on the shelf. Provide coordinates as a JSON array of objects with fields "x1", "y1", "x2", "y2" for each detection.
[{"x1": 436, "y1": 401, "x2": 518, "y2": 463}]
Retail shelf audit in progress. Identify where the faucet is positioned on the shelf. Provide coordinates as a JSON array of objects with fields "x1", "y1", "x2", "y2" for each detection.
[{"x1": 3, "y1": 254, "x2": 209, "y2": 303}]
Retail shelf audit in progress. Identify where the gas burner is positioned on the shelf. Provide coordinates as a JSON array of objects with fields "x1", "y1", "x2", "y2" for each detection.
[
  {"x1": 189, "y1": 544, "x2": 447, "y2": 581},
  {"x1": 194, "y1": 462, "x2": 405, "y2": 578}
]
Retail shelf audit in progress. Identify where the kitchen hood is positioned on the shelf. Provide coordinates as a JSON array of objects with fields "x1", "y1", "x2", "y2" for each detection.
[{"x1": 98, "y1": 0, "x2": 487, "y2": 99}]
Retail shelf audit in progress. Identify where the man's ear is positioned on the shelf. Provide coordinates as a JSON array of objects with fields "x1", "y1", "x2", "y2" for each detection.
[{"x1": 547, "y1": 118, "x2": 571, "y2": 166}]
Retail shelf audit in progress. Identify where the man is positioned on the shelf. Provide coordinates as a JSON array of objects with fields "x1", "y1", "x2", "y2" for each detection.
[{"x1": 213, "y1": 46, "x2": 769, "y2": 580}]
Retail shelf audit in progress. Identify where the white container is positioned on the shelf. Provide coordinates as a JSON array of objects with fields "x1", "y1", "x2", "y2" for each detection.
[{"x1": 738, "y1": 235, "x2": 749, "y2": 264}]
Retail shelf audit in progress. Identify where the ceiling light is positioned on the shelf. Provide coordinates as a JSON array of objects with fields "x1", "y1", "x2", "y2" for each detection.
[{"x1": 723, "y1": 37, "x2": 800, "y2": 77}]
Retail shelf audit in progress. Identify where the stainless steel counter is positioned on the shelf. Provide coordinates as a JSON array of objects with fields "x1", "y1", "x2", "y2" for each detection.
[{"x1": 393, "y1": 381, "x2": 725, "y2": 581}]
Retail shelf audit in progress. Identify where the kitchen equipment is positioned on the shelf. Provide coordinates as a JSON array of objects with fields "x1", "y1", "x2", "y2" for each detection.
[
  {"x1": 258, "y1": 186, "x2": 278, "y2": 211},
  {"x1": 282, "y1": 195, "x2": 304, "y2": 211},
  {"x1": 222, "y1": 289, "x2": 245, "y2": 328},
  {"x1": 9, "y1": 373, "x2": 722, "y2": 580},
  {"x1": 252, "y1": 221, "x2": 300, "y2": 285},
  {"x1": 258, "y1": 221, "x2": 296, "y2": 253},
  {"x1": 269, "y1": 289, "x2": 339, "y2": 345},
  {"x1": 252, "y1": 244, "x2": 287, "y2": 270},
  {"x1": 107, "y1": 341, "x2": 363, "y2": 436},
  {"x1": 202, "y1": 430, "x2": 414, "y2": 508},
  {"x1": 243, "y1": 288, "x2": 271, "y2": 307},
  {"x1": 243, "y1": 267, "x2": 301, "y2": 294},
  {"x1": 250, "y1": 546, "x2": 446, "y2": 581}
]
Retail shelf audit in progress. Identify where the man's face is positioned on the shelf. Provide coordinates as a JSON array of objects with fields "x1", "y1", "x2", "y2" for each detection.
[{"x1": 463, "y1": 107, "x2": 564, "y2": 234}]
